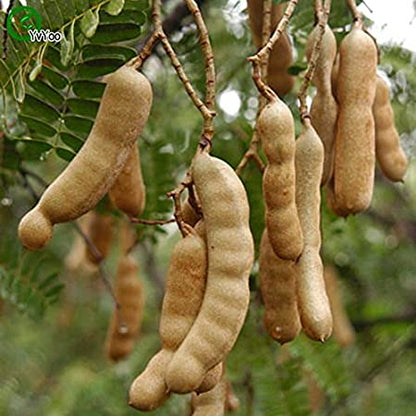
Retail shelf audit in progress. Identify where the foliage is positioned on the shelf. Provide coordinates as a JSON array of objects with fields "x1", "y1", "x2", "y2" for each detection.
[{"x1": 1, "y1": 0, "x2": 416, "y2": 415}]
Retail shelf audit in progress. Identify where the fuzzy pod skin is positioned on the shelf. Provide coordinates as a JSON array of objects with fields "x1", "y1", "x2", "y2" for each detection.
[
  {"x1": 306, "y1": 24, "x2": 338, "y2": 185},
  {"x1": 323, "y1": 265, "x2": 355, "y2": 347},
  {"x1": 373, "y1": 75, "x2": 408, "y2": 182},
  {"x1": 165, "y1": 153, "x2": 254, "y2": 393},
  {"x1": 191, "y1": 376, "x2": 226, "y2": 416},
  {"x1": 247, "y1": 0, "x2": 295, "y2": 96},
  {"x1": 105, "y1": 254, "x2": 144, "y2": 361},
  {"x1": 18, "y1": 66, "x2": 152, "y2": 250},
  {"x1": 295, "y1": 121, "x2": 332, "y2": 342},
  {"x1": 85, "y1": 212, "x2": 113, "y2": 265},
  {"x1": 109, "y1": 144, "x2": 146, "y2": 217},
  {"x1": 129, "y1": 225, "x2": 221, "y2": 411},
  {"x1": 332, "y1": 26, "x2": 377, "y2": 215},
  {"x1": 258, "y1": 98, "x2": 303, "y2": 261},
  {"x1": 259, "y1": 229, "x2": 301, "y2": 344}
]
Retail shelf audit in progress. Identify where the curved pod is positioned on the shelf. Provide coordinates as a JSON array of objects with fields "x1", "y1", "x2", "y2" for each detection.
[
  {"x1": 165, "y1": 153, "x2": 254, "y2": 393},
  {"x1": 18, "y1": 66, "x2": 153, "y2": 250}
]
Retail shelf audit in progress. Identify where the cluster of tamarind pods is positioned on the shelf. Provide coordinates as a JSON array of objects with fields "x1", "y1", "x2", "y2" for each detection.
[{"x1": 16, "y1": 1, "x2": 407, "y2": 414}]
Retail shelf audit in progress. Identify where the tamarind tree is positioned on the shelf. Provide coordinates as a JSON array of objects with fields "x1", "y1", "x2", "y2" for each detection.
[{"x1": 1, "y1": 0, "x2": 416, "y2": 415}]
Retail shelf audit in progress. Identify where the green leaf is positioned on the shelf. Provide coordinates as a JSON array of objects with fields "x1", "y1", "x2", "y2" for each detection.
[
  {"x1": 71, "y1": 79, "x2": 106, "y2": 98},
  {"x1": 29, "y1": 61, "x2": 43, "y2": 82},
  {"x1": 105, "y1": 0, "x2": 125, "y2": 16},
  {"x1": 60, "y1": 21, "x2": 75, "y2": 67},
  {"x1": 41, "y1": 66, "x2": 69, "y2": 90},
  {"x1": 59, "y1": 132, "x2": 84, "y2": 152},
  {"x1": 64, "y1": 115, "x2": 93, "y2": 138},
  {"x1": 15, "y1": 68, "x2": 26, "y2": 104},
  {"x1": 29, "y1": 79, "x2": 65, "y2": 107},
  {"x1": 80, "y1": 9, "x2": 100, "y2": 38},
  {"x1": 55, "y1": 147, "x2": 76, "y2": 162},
  {"x1": 15, "y1": 139, "x2": 53, "y2": 160},
  {"x1": 21, "y1": 94, "x2": 60, "y2": 123},
  {"x1": 90, "y1": 23, "x2": 141, "y2": 44},
  {"x1": 2, "y1": 138, "x2": 20, "y2": 169},
  {"x1": 81, "y1": 44, "x2": 136, "y2": 61},
  {"x1": 19, "y1": 115, "x2": 58, "y2": 138},
  {"x1": 66, "y1": 98, "x2": 99, "y2": 119},
  {"x1": 76, "y1": 57, "x2": 125, "y2": 79}
]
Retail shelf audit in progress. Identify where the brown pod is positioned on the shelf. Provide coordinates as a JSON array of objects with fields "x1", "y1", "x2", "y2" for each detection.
[
  {"x1": 333, "y1": 25, "x2": 377, "y2": 215},
  {"x1": 129, "y1": 225, "x2": 221, "y2": 411},
  {"x1": 259, "y1": 229, "x2": 301, "y2": 344},
  {"x1": 109, "y1": 144, "x2": 146, "y2": 217},
  {"x1": 85, "y1": 211, "x2": 113, "y2": 264},
  {"x1": 225, "y1": 380, "x2": 240, "y2": 412},
  {"x1": 331, "y1": 53, "x2": 340, "y2": 100},
  {"x1": 105, "y1": 254, "x2": 144, "y2": 361},
  {"x1": 166, "y1": 153, "x2": 254, "y2": 393},
  {"x1": 182, "y1": 192, "x2": 202, "y2": 227},
  {"x1": 18, "y1": 66, "x2": 152, "y2": 250},
  {"x1": 191, "y1": 375, "x2": 226, "y2": 416},
  {"x1": 306, "y1": 24, "x2": 338, "y2": 185},
  {"x1": 247, "y1": 0, "x2": 295, "y2": 96},
  {"x1": 295, "y1": 121, "x2": 332, "y2": 342},
  {"x1": 323, "y1": 265, "x2": 355, "y2": 347},
  {"x1": 258, "y1": 98, "x2": 303, "y2": 260},
  {"x1": 373, "y1": 75, "x2": 408, "y2": 182}
]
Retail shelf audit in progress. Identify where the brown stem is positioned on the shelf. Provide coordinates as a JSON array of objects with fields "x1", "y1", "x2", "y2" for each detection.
[
  {"x1": 130, "y1": 217, "x2": 176, "y2": 226},
  {"x1": 346, "y1": 0, "x2": 362, "y2": 23}
]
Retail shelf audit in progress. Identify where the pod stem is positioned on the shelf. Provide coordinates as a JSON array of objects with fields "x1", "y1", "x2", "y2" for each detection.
[
  {"x1": 346, "y1": 0, "x2": 362, "y2": 24},
  {"x1": 297, "y1": 0, "x2": 331, "y2": 124}
]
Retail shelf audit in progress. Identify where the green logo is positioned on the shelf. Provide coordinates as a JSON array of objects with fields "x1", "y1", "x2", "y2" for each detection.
[{"x1": 6, "y1": 6, "x2": 42, "y2": 41}]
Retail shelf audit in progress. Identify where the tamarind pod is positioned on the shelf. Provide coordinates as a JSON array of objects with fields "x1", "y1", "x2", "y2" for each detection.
[
  {"x1": 325, "y1": 178, "x2": 350, "y2": 217},
  {"x1": 129, "y1": 224, "x2": 221, "y2": 410},
  {"x1": 259, "y1": 229, "x2": 301, "y2": 344},
  {"x1": 323, "y1": 265, "x2": 355, "y2": 347},
  {"x1": 331, "y1": 53, "x2": 340, "y2": 100},
  {"x1": 333, "y1": 26, "x2": 377, "y2": 215},
  {"x1": 258, "y1": 98, "x2": 303, "y2": 260},
  {"x1": 225, "y1": 380, "x2": 240, "y2": 412},
  {"x1": 105, "y1": 254, "x2": 144, "y2": 361},
  {"x1": 109, "y1": 144, "x2": 146, "y2": 217},
  {"x1": 166, "y1": 153, "x2": 254, "y2": 393},
  {"x1": 306, "y1": 24, "x2": 338, "y2": 185},
  {"x1": 85, "y1": 212, "x2": 113, "y2": 265},
  {"x1": 119, "y1": 219, "x2": 137, "y2": 253},
  {"x1": 191, "y1": 376, "x2": 226, "y2": 416},
  {"x1": 18, "y1": 66, "x2": 152, "y2": 250},
  {"x1": 295, "y1": 121, "x2": 332, "y2": 342},
  {"x1": 373, "y1": 75, "x2": 408, "y2": 182},
  {"x1": 182, "y1": 197, "x2": 202, "y2": 227},
  {"x1": 247, "y1": 0, "x2": 295, "y2": 96}
]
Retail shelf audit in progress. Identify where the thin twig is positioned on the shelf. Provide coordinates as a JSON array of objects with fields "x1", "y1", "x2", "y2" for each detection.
[
  {"x1": 297, "y1": 0, "x2": 331, "y2": 122},
  {"x1": 129, "y1": 31, "x2": 160, "y2": 69},
  {"x1": 130, "y1": 217, "x2": 176, "y2": 226},
  {"x1": 2, "y1": 0, "x2": 16, "y2": 59},
  {"x1": 346, "y1": 0, "x2": 362, "y2": 23},
  {"x1": 247, "y1": 0, "x2": 298, "y2": 101}
]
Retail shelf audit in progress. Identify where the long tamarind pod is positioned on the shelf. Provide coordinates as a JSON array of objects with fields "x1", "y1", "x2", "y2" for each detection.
[
  {"x1": 258, "y1": 98, "x2": 303, "y2": 260},
  {"x1": 373, "y1": 75, "x2": 408, "y2": 182},
  {"x1": 129, "y1": 225, "x2": 221, "y2": 411},
  {"x1": 295, "y1": 121, "x2": 332, "y2": 342},
  {"x1": 109, "y1": 144, "x2": 146, "y2": 217},
  {"x1": 105, "y1": 254, "x2": 145, "y2": 361},
  {"x1": 191, "y1": 375, "x2": 226, "y2": 416},
  {"x1": 323, "y1": 265, "x2": 355, "y2": 347},
  {"x1": 247, "y1": 0, "x2": 295, "y2": 96},
  {"x1": 165, "y1": 153, "x2": 254, "y2": 393},
  {"x1": 333, "y1": 25, "x2": 377, "y2": 215},
  {"x1": 18, "y1": 66, "x2": 152, "y2": 250},
  {"x1": 85, "y1": 211, "x2": 113, "y2": 264},
  {"x1": 306, "y1": 24, "x2": 338, "y2": 185},
  {"x1": 259, "y1": 229, "x2": 301, "y2": 344}
]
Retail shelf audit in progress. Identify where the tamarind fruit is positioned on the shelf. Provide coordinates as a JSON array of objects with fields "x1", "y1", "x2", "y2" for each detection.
[
  {"x1": 165, "y1": 152, "x2": 254, "y2": 393},
  {"x1": 191, "y1": 375, "x2": 226, "y2": 416},
  {"x1": 295, "y1": 120, "x2": 332, "y2": 342},
  {"x1": 225, "y1": 380, "x2": 240, "y2": 412},
  {"x1": 258, "y1": 98, "x2": 303, "y2": 260},
  {"x1": 332, "y1": 25, "x2": 377, "y2": 215},
  {"x1": 182, "y1": 192, "x2": 202, "y2": 227},
  {"x1": 259, "y1": 229, "x2": 301, "y2": 344},
  {"x1": 109, "y1": 144, "x2": 146, "y2": 217},
  {"x1": 331, "y1": 53, "x2": 340, "y2": 99},
  {"x1": 306, "y1": 24, "x2": 338, "y2": 185},
  {"x1": 129, "y1": 224, "x2": 222, "y2": 411},
  {"x1": 85, "y1": 211, "x2": 114, "y2": 264},
  {"x1": 247, "y1": 0, "x2": 295, "y2": 96},
  {"x1": 18, "y1": 65, "x2": 152, "y2": 250},
  {"x1": 323, "y1": 265, "x2": 355, "y2": 347},
  {"x1": 373, "y1": 75, "x2": 408, "y2": 182},
  {"x1": 105, "y1": 253, "x2": 144, "y2": 361}
]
